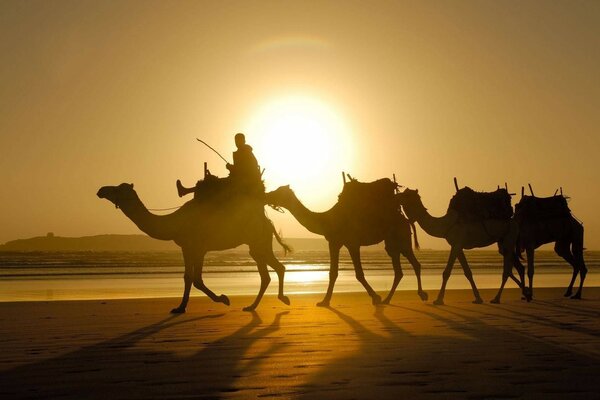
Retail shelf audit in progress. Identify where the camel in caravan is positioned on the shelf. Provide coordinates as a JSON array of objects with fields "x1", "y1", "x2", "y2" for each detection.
[
  {"x1": 97, "y1": 183, "x2": 290, "y2": 312},
  {"x1": 396, "y1": 186, "x2": 530, "y2": 305},
  {"x1": 515, "y1": 186, "x2": 587, "y2": 299},
  {"x1": 265, "y1": 179, "x2": 427, "y2": 307}
]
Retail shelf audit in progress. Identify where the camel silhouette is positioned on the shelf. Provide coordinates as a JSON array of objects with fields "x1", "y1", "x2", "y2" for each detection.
[
  {"x1": 397, "y1": 188, "x2": 529, "y2": 305},
  {"x1": 515, "y1": 189, "x2": 587, "y2": 299},
  {"x1": 265, "y1": 185, "x2": 427, "y2": 306},
  {"x1": 97, "y1": 183, "x2": 290, "y2": 312}
]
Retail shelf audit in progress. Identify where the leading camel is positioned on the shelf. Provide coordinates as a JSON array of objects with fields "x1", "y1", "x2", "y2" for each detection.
[
  {"x1": 397, "y1": 188, "x2": 529, "y2": 304},
  {"x1": 266, "y1": 184, "x2": 427, "y2": 306},
  {"x1": 97, "y1": 183, "x2": 290, "y2": 312}
]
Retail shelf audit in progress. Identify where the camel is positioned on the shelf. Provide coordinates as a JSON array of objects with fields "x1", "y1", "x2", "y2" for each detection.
[
  {"x1": 97, "y1": 183, "x2": 290, "y2": 312},
  {"x1": 396, "y1": 188, "x2": 529, "y2": 305},
  {"x1": 515, "y1": 190, "x2": 587, "y2": 299},
  {"x1": 265, "y1": 185, "x2": 427, "y2": 306}
]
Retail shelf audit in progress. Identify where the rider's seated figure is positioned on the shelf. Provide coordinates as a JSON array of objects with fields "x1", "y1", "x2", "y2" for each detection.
[{"x1": 176, "y1": 133, "x2": 264, "y2": 200}]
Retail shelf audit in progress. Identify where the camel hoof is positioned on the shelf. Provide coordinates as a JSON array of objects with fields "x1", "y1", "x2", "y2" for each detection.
[
  {"x1": 381, "y1": 298, "x2": 391, "y2": 305},
  {"x1": 564, "y1": 290, "x2": 573, "y2": 297},
  {"x1": 372, "y1": 294, "x2": 382, "y2": 305},
  {"x1": 525, "y1": 290, "x2": 533, "y2": 302},
  {"x1": 219, "y1": 294, "x2": 230, "y2": 306},
  {"x1": 490, "y1": 298, "x2": 500, "y2": 304},
  {"x1": 170, "y1": 307, "x2": 185, "y2": 314},
  {"x1": 418, "y1": 291, "x2": 429, "y2": 301},
  {"x1": 243, "y1": 305, "x2": 256, "y2": 312},
  {"x1": 570, "y1": 293, "x2": 582, "y2": 300},
  {"x1": 473, "y1": 298, "x2": 484, "y2": 304},
  {"x1": 433, "y1": 299, "x2": 444, "y2": 306},
  {"x1": 279, "y1": 295, "x2": 291, "y2": 306},
  {"x1": 316, "y1": 300, "x2": 330, "y2": 307}
]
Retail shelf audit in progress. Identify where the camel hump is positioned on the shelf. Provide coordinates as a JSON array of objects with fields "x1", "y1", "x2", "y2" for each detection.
[
  {"x1": 448, "y1": 186, "x2": 513, "y2": 221},
  {"x1": 515, "y1": 194, "x2": 571, "y2": 220}
]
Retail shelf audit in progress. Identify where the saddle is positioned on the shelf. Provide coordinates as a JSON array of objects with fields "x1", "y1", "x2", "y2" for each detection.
[
  {"x1": 193, "y1": 173, "x2": 265, "y2": 203},
  {"x1": 448, "y1": 187, "x2": 513, "y2": 222},
  {"x1": 515, "y1": 195, "x2": 571, "y2": 221},
  {"x1": 337, "y1": 177, "x2": 400, "y2": 219}
]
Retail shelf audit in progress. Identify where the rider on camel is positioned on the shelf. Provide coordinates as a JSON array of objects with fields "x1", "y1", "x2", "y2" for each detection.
[{"x1": 176, "y1": 133, "x2": 264, "y2": 198}]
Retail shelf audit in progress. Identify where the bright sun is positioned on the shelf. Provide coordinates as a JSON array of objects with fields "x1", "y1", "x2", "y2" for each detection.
[{"x1": 244, "y1": 95, "x2": 354, "y2": 203}]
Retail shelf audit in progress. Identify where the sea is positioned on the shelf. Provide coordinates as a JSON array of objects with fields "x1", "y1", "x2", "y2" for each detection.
[{"x1": 0, "y1": 249, "x2": 597, "y2": 301}]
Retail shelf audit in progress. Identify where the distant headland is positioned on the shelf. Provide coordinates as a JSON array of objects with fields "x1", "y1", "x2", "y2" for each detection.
[{"x1": 0, "y1": 233, "x2": 334, "y2": 252}]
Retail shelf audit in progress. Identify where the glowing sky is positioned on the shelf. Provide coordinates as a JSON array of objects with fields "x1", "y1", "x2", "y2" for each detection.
[{"x1": 1, "y1": 1, "x2": 599, "y2": 249}]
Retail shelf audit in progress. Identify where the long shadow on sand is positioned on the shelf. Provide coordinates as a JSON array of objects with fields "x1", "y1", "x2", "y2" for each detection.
[
  {"x1": 294, "y1": 304, "x2": 599, "y2": 399},
  {"x1": 0, "y1": 311, "x2": 288, "y2": 399}
]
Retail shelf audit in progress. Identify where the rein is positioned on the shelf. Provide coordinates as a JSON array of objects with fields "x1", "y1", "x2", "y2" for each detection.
[
  {"x1": 113, "y1": 193, "x2": 182, "y2": 212},
  {"x1": 147, "y1": 205, "x2": 183, "y2": 212}
]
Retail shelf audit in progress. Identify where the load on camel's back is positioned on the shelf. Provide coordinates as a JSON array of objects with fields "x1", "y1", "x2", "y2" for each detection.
[
  {"x1": 448, "y1": 186, "x2": 513, "y2": 222},
  {"x1": 514, "y1": 193, "x2": 571, "y2": 221},
  {"x1": 337, "y1": 175, "x2": 400, "y2": 222}
]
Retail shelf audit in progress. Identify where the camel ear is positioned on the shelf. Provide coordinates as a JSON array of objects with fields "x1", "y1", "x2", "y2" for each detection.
[
  {"x1": 285, "y1": 185, "x2": 290, "y2": 189},
  {"x1": 415, "y1": 189, "x2": 419, "y2": 194},
  {"x1": 129, "y1": 183, "x2": 134, "y2": 189}
]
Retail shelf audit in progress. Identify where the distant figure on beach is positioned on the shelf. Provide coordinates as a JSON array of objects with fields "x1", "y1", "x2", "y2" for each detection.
[{"x1": 177, "y1": 133, "x2": 264, "y2": 199}]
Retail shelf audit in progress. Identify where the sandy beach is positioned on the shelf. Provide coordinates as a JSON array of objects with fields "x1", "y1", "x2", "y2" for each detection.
[{"x1": 1, "y1": 288, "x2": 599, "y2": 399}]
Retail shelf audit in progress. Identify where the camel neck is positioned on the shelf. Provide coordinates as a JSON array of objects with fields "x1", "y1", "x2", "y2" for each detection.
[
  {"x1": 118, "y1": 195, "x2": 178, "y2": 241},
  {"x1": 405, "y1": 198, "x2": 458, "y2": 239},
  {"x1": 282, "y1": 194, "x2": 329, "y2": 236}
]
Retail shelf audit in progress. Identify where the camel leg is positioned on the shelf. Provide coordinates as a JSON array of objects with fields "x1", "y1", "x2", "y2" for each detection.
[
  {"x1": 512, "y1": 253, "x2": 528, "y2": 300},
  {"x1": 317, "y1": 241, "x2": 342, "y2": 307},
  {"x1": 569, "y1": 228, "x2": 587, "y2": 299},
  {"x1": 555, "y1": 240, "x2": 579, "y2": 298},
  {"x1": 457, "y1": 250, "x2": 483, "y2": 304},
  {"x1": 514, "y1": 253, "x2": 526, "y2": 285},
  {"x1": 571, "y1": 252, "x2": 587, "y2": 300},
  {"x1": 265, "y1": 251, "x2": 290, "y2": 306},
  {"x1": 244, "y1": 250, "x2": 271, "y2": 311},
  {"x1": 434, "y1": 247, "x2": 459, "y2": 305},
  {"x1": 526, "y1": 247, "x2": 535, "y2": 300},
  {"x1": 382, "y1": 241, "x2": 402, "y2": 305},
  {"x1": 192, "y1": 254, "x2": 230, "y2": 306},
  {"x1": 511, "y1": 254, "x2": 530, "y2": 301},
  {"x1": 348, "y1": 245, "x2": 382, "y2": 305},
  {"x1": 171, "y1": 249, "x2": 194, "y2": 313},
  {"x1": 491, "y1": 251, "x2": 517, "y2": 304},
  {"x1": 404, "y1": 249, "x2": 428, "y2": 301}
]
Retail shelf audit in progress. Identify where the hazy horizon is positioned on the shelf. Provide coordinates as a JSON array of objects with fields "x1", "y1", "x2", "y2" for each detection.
[{"x1": 1, "y1": 1, "x2": 599, "y2": 250}]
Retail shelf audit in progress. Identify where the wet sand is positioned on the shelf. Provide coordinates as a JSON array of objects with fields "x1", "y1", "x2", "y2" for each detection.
[{"x1": 1, "y1": 288, "x2": 599, "y2": 399}]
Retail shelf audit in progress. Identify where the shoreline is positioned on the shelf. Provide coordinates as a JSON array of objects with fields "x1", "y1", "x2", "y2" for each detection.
[{"x1": 1, "y1": 270, "x2": 597, "y2": 302}]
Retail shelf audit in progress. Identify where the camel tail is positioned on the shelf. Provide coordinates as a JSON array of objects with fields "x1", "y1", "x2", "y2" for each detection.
[
  {"x1": 270, "y1": 220, "x2": 292, "y2": 255},
  {"x1": 410, "y1": 222, "x2": 420, "y2": 251}
]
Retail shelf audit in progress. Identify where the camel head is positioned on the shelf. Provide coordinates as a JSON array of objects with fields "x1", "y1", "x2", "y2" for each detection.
[
  {"x1": 396, "y1": 188, "x2": 425, "y2": 222},
  {"x1": 97, "y1": 183, "x2": 137, "y2": 209},
  {"x1": 265, "y1": 185, "x2": 295, "y2": 208}
]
